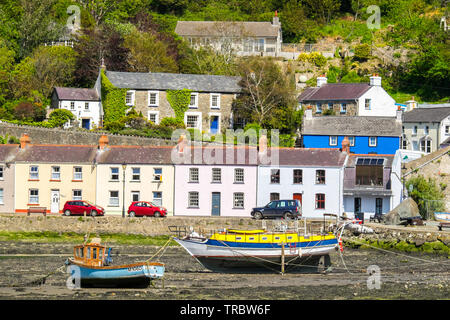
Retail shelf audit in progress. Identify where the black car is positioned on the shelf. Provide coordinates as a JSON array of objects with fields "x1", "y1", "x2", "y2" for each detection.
[{"x1": 251, "y1": 200, "x2": 302, "y2": 220}]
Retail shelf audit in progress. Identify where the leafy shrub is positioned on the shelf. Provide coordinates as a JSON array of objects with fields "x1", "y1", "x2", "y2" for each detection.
[
  {"x1": 48, "y1": 109, "x2": 74, "y2": 128},
  {"x1": 159, "y1": 117, "x2": 186, "y2": 129},
  {"x1": 353, "y1": 44, "x2": 371, "y2": 61},
  {"x1": 104, "y1": 120, "x2": 125, "y2": 133},
  {"x1": 297, "y1": 52, "x2": 327, "y2": 67}
]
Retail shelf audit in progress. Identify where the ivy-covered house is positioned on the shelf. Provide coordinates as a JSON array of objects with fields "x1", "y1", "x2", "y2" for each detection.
[{"x1": 99, "y1": 69, "x2": 241, "y2": 134}]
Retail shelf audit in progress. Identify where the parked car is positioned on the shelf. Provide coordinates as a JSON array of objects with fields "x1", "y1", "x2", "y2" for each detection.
[
  {"x1": 128, "y1": 201, "x2": 167, "y2": 217},
  {"x1": 63, "y1": 200, "x2": 105, "y2": 216},
  {"x1": 251, "y1": 200, "x2": 302, "y2": 220}
]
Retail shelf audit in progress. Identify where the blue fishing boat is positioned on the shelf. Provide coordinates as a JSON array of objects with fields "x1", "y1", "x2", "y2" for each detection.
[{"x1": 65, "y1": 238, "x2": 165, "y2": 288}]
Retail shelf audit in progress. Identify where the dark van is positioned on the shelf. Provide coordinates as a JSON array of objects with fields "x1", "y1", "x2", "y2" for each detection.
[{"x1": 251, "y1": 200, "x2": 302, "y2": 220}]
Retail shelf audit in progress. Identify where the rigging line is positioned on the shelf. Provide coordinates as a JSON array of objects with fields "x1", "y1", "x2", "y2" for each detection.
[{"x1": 343, "y1": 237, "x2": 449, "y2": 265}]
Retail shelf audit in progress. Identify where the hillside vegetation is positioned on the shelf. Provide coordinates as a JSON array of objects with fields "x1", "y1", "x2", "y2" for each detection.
[{"x1": 0, "y1": 0, "x2": 448, "y2": 138}]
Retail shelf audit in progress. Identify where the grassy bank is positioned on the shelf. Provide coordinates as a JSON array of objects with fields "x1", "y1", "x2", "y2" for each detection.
[
  {"x1": 344, "y1": 238, "x2": 450, "y2": 256},
  {"x1": 0, "y1": 231, "x2": 178, "y2": 246}
]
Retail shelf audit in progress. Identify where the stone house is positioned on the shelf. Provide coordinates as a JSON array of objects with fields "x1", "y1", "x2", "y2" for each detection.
[
  {"x1": 102, "y1": 70, "x2": 241, "y2": 135},
  {"x1": 174, "y1": 13, "x2": 282, "y2": 57},
  {"x1": 298, "y1": 75, "x2": 396, "y2": 117},
  {"x1": 401, "y1": 107, "x2": 450, "y2": 154}
]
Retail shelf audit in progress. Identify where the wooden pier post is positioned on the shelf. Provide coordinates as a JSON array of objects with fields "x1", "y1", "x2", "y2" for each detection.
[{"x1": 281, "y1": 242, "x2": 285, "y2": 274}]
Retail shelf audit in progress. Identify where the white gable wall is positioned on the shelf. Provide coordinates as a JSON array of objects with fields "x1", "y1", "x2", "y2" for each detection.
[{"x1": 357, "y1": 86, "x2": 396, "y2": 117}]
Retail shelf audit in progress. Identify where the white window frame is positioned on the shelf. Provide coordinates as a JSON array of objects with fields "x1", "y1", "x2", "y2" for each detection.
[
  {"x1": 369, "y1": 136, "x2": 377, "y2": 147},
  {"x1": 109, "y1": 190, "x2": 119, "y2": 207},
  {"x1": 148, "y1": 111, "x2": 160, "y2": 124},
  {"x1": 445, "y1": 125, "x2": 450, "y2": 135},
  {"x1": 189, "y1": 92, "x2": 199, "y2": 109},
  {"x1": 29, "y1": 166, "x2": 39, "y2": 180},
  {"x1": 110, "y1": 167, "x2": 119, "y2": 181},
  {"x1": 0, "y1": 188, "x2": 3, "y2": 204},
  {"x1": 153, "y1": 191, "x2": 162, "y2": 207},
  {"x1": 412, "y1": 126, "x2": 418, "y2": 136},
  {"x1": 188, "y1": 191, "x2": 199, "y2": 208},
  {"x1": 131, "y1": 167, "x2": 140, "y2": 181},
  {"x1": 233, "y1": 192, "x2": 244, "y2": 209},
  {"x1": 189, "y1": 168, "x2": 199, "y2": 183},
  {"x1": 73, "y1": 167, "x2": 82, "y2": 181},
  {"x1": 148, "y1": 91, "x2": 159, "y2": 107},
  {"x1": 84, "y1": 102, "x2": 89, "y2": 111},
  {"x1": 329, "y1": 136, "x2": 338, "y2": 146},
  {"x1": 212, "y1": 168, "x2": 221, "y2": 183},
  {"x1": 29, "y1": 189, "x2": 39, "y2": 204},
  {"x1": 184, "y1": 112, "x2": 202, "y2": 130},
  {"x1": 340, "y1": 103, "x2": 347, "y2": 114},
  {"x1": 125, "y1": 90, "x2": 135, "y2": 106},
  {"x1": 70, "y1": 102, "x2": 75, "y2": 110},
  {"x1": 153, "y1": 168, "x2": 163, "y2": 182},
  {"x1": 349, "y1": 136, "x2": 355, "y2": 146},
  {"x1": 51, "y1": 166, "x2": 61, "y2": 180},
  {"x1": 365, "y1": 99, "x2": 371, "y2": 110},
  {"x1": 0, "y1": 166, "x2": 3, "y2": 180},
  {"x1": 424, "y1": 125, "x2": 429, "y2": 135},
  {"x1": 210, "y1": 93, "x2": 221, "y2": 109},
  {"x1": 73, "y1": 189, "x2": 82, "y2": 201},
  {"x1": 234, "y1": 168, "x2": 244, "y2": 183},
  {"x1": 316, "y1": 103, "x2": 322, "y2": 113},
  {"x1": 420, "y1": 139, "x2": 432, "y2": 153}
]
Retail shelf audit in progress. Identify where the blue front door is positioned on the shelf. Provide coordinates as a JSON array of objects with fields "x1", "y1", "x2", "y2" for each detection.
[
  {"x1": 210, "y1": 116, "x2": 219, "y2": 134},
  {"x1": 211, "y1": 192, "x2": 221, "y2": 216},
  {"x1": 82, "y1": 119, "x2": 90, "y2": 130}
]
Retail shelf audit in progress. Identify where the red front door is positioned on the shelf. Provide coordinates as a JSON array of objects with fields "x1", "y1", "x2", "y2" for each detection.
[{"x1": 293, "y1": 193, "x2": 302, "y2": 204}]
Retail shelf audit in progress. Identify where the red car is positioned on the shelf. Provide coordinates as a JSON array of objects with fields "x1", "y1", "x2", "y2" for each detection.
[
  {"x1": 63, "y1": 200, "x2": 105, "y2": 216},
  {"x1": 128, "y1": 201, "x2": 167, "y2": 217}
]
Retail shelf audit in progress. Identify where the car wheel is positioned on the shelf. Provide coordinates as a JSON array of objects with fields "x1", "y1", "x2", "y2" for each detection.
[
  {"x1": 283, "y1": 212, "x2": 292, "y2": 220},
  {"x1": 91, "y1": 210, "x2": 97, "y2": 217},
  {"x1": 129, "y1": 211, "x2": 136, "y2": 218},
  {"x1": 154, "y1": 211, "x2": 161, "y2": 218},
  {"x1": 64, "y1": 210, "x2": 71, "y2": 216},
  {"x1": 254, "y1": 212, "x2": 263, "y2": 220}
]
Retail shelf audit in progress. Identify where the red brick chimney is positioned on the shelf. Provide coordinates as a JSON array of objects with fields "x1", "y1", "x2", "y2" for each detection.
[
  {"x1": 98, "y1": 135, "x2": 109, "y2": 150},
  {"x1": 342, "y1": 136, "x2": 350, "y2": 154},
  {"x1": 20, "y1": 133, "x2": 31, "y2": 149}
]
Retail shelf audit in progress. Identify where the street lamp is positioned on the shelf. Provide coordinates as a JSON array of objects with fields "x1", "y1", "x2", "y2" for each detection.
[{"x1": 122, "y1": 163, "x2": 127, "y2": 218}]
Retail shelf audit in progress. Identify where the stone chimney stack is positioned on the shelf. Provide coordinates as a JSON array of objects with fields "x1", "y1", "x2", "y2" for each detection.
[
  {"x1": 341, "y1": 136, "x2": 350, "y2": 154},
  {"x1": 98, "y1": 135, "x2": 109, "y2": 150},
  {"x1": 370, "y1": 74, "x2": 382, "y2": 86},
  {"x1": 396, "y1": 106, "x2": 403, "y2": 122},
  {"x1": 305, "y1": 107, "x2": 313, "y2": 120},
  {"x1": 405, "y1": 96, "x2": 417, "y2": 112},
  {"x1": 20, "y1": 133, "x2": 31, "y2": 149},
  {"x1": 272, "y1": 10, "x2": 280, "y2": 26},
  {"x1": 316, "y1": 75, "x2": 327, "y2": 87}
]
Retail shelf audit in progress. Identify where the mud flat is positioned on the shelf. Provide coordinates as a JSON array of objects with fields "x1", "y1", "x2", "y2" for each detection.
[{"x1": 0, "y1": 242, "x2": 448, "y2": 300}]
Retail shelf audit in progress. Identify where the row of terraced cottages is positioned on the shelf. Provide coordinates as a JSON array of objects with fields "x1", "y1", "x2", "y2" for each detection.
[{"x1": 0, "y1": 134, "x2": 402, "y2": 219}]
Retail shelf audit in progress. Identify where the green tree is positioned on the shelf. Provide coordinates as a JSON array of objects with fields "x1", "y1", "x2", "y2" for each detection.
[
  {"x1": 124, "y1": 30, "x2": 178, "y2": 73},
  {"x1": 405, "y1": 175, "x2": 445, "y2": 219},
  {"x1": 48, "y1": 109, "x2": 75, "y2": 127}
]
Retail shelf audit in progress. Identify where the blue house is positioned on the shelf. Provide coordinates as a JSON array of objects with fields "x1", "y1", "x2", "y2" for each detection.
[{"x1": 301, "y1": 109, "x2": 402, "y2": 155}]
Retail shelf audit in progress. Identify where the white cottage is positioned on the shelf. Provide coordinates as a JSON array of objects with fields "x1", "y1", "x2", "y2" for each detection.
[
  {"x1": 50, "y1": 87, "x2": 103, "y2": 130},
  {"x1": 257, "y1": 148, "x2": 348, "y2": 218}
]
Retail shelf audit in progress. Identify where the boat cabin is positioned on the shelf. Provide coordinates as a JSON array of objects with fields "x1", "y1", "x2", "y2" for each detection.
[{"x1": 73, "y1": 241, "x2": 111, "y2": 267}]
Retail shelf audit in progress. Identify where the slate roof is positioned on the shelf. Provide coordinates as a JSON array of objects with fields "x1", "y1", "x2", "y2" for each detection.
[
  {"x1": 14, "y1": 145, "x2": 97, "y2": 163},
  {"x1": 302, "y1": 116, "x2": 402, "y2": 137},
  {"x1": 97, "y1": 146, "x2": 174, "y2": 165},
  {"x1": 298, "y1": 83, "x2": 372, "y2": 102},
  {"x1": 105, "y1": 71, "x2": 241, "y2": 94},
  {"x1": 53, "y1": 87, "x2": 100, "y2": 101},
  {"x1": 0, "y1": 145, "x2": 19, "y2": 163},
  {"x1": 402, "y1": 107, "x2": 450, "y2": 123},
  {"x1": 276, "y1": 148, "x2": 347, "y2": 167},
  {"x1": 175, "y1": 21, "x2": 280, "y2": 38}
]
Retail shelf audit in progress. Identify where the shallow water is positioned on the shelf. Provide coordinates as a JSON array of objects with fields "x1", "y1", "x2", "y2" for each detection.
[{"x1": 0, "y1": 241, "x2": 448, "y2": 300}]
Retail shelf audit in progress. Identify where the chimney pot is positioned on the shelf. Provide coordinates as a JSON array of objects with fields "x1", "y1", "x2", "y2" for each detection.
[
  {"x1": 316, "y1": 76, "x2": 327, "y2": 87},
  {"x1": 98, "y1": 135, "x2": 109, "y2": 150},
  {"x1": 20, "y1": 133, "x2": 31, "y2": 149},
  {"x1": 341, "y1": 136, "x2": 350, "y2": 154},
  {"x1": 370, "y1": 75, "x2": 382, "y2": 86}
]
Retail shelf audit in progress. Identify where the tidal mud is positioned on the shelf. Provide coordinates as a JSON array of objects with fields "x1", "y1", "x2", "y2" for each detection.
[{"x1": 0, "y1": 241, "x2": 448, "y2": 300}]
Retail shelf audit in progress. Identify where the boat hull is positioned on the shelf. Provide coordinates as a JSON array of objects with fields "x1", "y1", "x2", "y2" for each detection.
[
  {"x1": 434, "y1": 212, "x2": 450, "y2": 223},
  {"x1": 174, "y1": 237, "x2": 337, "y2": 273},
  {"x1": 67, "y1": 260, "x2": 165, "y2": 288}
]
